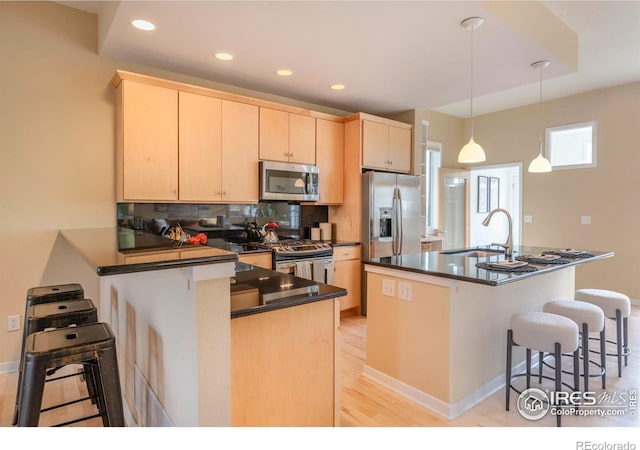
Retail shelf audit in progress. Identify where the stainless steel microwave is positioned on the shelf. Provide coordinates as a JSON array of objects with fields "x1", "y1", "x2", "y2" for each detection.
[{"x1": 259, "y1": 161, "x2": 319, "y2": 201}]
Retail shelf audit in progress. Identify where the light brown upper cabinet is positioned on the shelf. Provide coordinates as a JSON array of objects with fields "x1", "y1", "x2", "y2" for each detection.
[
  {"x1": 259, "y1": 107, "x2": 316, "y2": 164},
  {"x1": 315, "y1": 119, "x2": 344, "y2": 205},
  {"x1": 178, "y1": 92, "x2": 222, "y2": 201},
  {"x1": 179, "y1": 93, "x2": 259, "y2": 203},
  {"x1": 117, "y1": 80, "x2": 179, "y2": 201},
  {"x1": 221, "y1": 100, "x2": 259, "y2": 203},
  {"x1": 362, "y1": 119, "x2": 412, "y2": 173}
]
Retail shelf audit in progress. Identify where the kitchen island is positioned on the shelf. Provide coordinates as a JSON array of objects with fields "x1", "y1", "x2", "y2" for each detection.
[
  {"x1": 362, "y1": 245, "x2": 613, "y2": 420},
  {"x1": 43, "y1": 227, "x2": 346, "y2": 427}
]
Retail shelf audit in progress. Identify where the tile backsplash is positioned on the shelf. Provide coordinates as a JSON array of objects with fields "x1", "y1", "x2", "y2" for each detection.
[{"x1": 117, "y1": 202, "x2": 327, "y2": 240}]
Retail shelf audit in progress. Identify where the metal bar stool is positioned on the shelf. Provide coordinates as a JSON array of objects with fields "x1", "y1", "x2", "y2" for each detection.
[
  {"x1": 18, "y1": 322, "x2": 124, "y2": 427},
  {"x1": 543, "y1": 300, "x2": 606, "y2": 392},
  {"x1": 506, "y1": 311, "x2": 580, "y2": 427},
  {"x1": 12, "y1": 283, "x2": 86, "y2": 425},
  {"x1": 575, "y1": 289, "x2": 631, "y2": 377},
  {"x1": 13, "y1": 299, "x2": 99, "y2": 425}
]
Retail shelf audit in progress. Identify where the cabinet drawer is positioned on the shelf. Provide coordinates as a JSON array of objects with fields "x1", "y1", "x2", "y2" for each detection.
[
  {"x1": 123, "y1": 250, "x2": 178, "y2": 264},
  {"x1": 239, "y1": 252, "x2": 273, "y2": 269},
  {"x1": 333, "y1": 245, "x2": 361, "y2": 261},
  {"x1": 179, "y1": 247, "x2": 224, "y2": 259}
]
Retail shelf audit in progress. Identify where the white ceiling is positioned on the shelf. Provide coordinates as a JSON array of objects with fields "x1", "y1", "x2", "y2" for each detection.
[{"x1": 57, "y1": 1, "x2": 640, "y2": 118}]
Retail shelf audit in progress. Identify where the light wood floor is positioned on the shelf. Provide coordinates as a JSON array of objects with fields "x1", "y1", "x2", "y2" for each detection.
[{"x1": 1, "y1": 306, "x2": 638, "y2": 427}]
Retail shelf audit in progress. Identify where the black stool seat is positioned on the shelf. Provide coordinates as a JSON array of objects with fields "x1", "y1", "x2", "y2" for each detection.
[
  {"x1": 26, "y1": 283, "x2": 84, "y2": 306},
  {"x1": 27, "y1": 299, "x2": 98, "y2": 335},
  {"x1": 18, "y1": 322, "x2": 124, "y2": 427}
]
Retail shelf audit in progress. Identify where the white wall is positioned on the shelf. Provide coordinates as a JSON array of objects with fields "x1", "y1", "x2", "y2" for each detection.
[{"x1": 469, "y1": 165, "x2": 521, "y2": 249}]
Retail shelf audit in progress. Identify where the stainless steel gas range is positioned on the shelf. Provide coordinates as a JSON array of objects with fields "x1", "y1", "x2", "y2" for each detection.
[{"x1": 251, "y1": 239, "x2": 334, "y2": 284}]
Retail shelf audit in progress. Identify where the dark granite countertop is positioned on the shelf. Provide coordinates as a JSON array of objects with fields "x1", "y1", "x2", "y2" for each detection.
[
  {"x1": 328, "y1": 240, "x2": 360, "y2": 247},
  {"x1": 364, "y1": 245, "x2": 614, "y2": 286},
  {"x1": 230, "y1": 262, "x2": 347, "y2": 318},
  {"x1": 60, "y1": 228, "x2": 238, "y2": 276}
]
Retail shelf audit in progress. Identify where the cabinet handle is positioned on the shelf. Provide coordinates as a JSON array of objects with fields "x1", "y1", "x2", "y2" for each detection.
[
  {"x1": 389, "y1": 160, "x2": 393, "y2": 165},
  {"x1": 171, "y1": 189, "x2": 177, "y2": 197}
]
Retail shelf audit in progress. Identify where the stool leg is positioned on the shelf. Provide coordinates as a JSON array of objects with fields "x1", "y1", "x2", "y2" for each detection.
[
  {"x1": 17, "y1": 364, "x2": 47, "y2": 427},
  {"x1": 600, "y1": 328, "x2": 606, "y2": 389},
  {"x1": 506, "y1": 330, "x2": 513, "y2": 411},
  {"x1": 623, "y1": 317, "x2": 629, "y2": 367},
  {"x1": 12, "y1": 308, "x2": 31, "y2": 425},
  {"x1": 615, "y1": 309, "x2": 622, "y2": 377},
  {"x1": 555, "y1": 343, "x2": 562, "y2": 427},
  {"x1": 582, "y1": 323, "x2": 589, "y2": 393},
  {"x1": 538, "y1": 352, "x2": 543, "y2": 383},
  {"x1": 573, "y1": 348, "x2": 580, "y2": 393},
  {"x1": 526, "y1": 348, "x2": 531, "y2": 389},
  {"x1": 96, "y1": 348, "x2": 124, "y2": 426}
]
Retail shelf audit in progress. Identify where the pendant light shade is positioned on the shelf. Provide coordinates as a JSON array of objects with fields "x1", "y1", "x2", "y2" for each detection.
[
  {"x1": 528, "y1": 139, "x2": 552, "y2": 173},
  {"x1": 458, "y1": 17, "x2": 486, "y2": 164},
  {"x1": 528, "y1": 60, "x2": 552, "y2": 173},
  {"x1": 459, "y1": 137, "x2": 486, "y2": 164}
]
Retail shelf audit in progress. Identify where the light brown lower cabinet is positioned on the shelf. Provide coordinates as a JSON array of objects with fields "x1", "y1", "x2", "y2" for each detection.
[
  {"x1": 332, "y1": 245, "x2": 361, "y2": 312},
  {"x1": 231, "y1": 298, "x2": 339, "y2": 426}
]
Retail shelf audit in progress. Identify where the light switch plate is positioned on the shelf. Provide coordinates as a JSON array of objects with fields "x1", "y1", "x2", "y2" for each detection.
[
  {"x1": 398, "y1": 282, "x2": 412, "y2": 301},
  {"x1": 382, "y1": 279, "x2": 395, "y2": 297},
  {"x1": 581, "y1": 216, "x2": 591, "y2": 225},
  {"x1": 524, "y1": 215, "x2": 533, "y2": 224}
]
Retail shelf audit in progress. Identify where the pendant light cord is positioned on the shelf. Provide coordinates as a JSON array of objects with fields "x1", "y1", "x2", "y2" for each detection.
[
  {"x1": 538, "y1": 64, "x2": 543, "y2": 152},
  {"x1": 470, "y1": 24, "x2": 475, "y2": 137}
]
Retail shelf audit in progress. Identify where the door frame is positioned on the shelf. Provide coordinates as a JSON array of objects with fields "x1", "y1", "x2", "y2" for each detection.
[{"x1": 438, "y1": 167, "x2": 471, "y2": 249}]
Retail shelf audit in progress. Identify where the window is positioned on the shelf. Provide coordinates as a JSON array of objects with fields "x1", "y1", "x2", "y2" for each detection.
[
  {"x1": 545, "y1": 121, "x2": 597, "y2": 169},
  {"x1": 420, "y1": 121, "x2": 441, "y2": 231}
]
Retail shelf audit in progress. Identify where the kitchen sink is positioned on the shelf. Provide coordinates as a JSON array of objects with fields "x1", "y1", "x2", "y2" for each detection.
[{"x1": 439, "y1": 248, "x2": 505, "y2": 258}]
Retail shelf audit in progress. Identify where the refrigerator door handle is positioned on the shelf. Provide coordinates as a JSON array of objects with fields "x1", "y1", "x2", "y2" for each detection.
[
  {"x1": 396, "y1": 187, "x2": 403, "y2": 254},
  {"x1": 391, "y1": 187, "x2": 398, "y2": 256}
]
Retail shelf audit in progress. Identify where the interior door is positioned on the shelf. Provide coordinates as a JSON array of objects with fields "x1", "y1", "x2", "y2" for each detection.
[{"x1": 438, "y1": 168, "x2": 470, "y2": 250}]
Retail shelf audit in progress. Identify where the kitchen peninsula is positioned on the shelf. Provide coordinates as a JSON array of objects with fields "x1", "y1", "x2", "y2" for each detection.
[
  {"x1": 44, "y1": 227, "x2": 346, "y2": 427},
  {"x1": 362, "y1": 245, "x2": 614, "y2": 420}
]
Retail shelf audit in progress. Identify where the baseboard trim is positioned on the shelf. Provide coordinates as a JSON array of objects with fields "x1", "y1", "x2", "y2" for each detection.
[
  {"x1": 0, "y1": 360, "x2": 19, "y2": 374},
  {"x1": 362, "y1": 356, "x2": 538, "y2": 421}
]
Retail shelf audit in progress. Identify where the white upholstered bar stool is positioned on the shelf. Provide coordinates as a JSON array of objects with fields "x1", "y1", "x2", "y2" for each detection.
[
  {"x1": 575, "y1": 289, "x2": 631, "y2": 377},
  {"x1": 543, "y1": 300, "x2": 606, "y2": 392},
  {"x1": 506, "y1": 312, "x2": 580, "y2": 427}
]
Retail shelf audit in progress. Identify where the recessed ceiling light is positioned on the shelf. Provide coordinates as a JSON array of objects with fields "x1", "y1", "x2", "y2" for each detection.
[
  {"x1": 215, "y1": 53, "x2": 234, "y2": 61},
  {"x1": 330, "y1": 84, "x2": 345, "y2": 91},
  {"x1": 131, "y1": 19, "x2": 155, "y2": 31},
  {"x1": 276, "y1": 69, "x2": 293, "y2": 77}
]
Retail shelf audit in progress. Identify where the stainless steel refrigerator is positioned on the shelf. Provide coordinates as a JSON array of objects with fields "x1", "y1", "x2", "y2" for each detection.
[
  {"x1": 361, "y1": 171, "x2": 422, "y2": 315},
  {"x1": 362, "y1": 171, "x2": 422, "y2": 260}
]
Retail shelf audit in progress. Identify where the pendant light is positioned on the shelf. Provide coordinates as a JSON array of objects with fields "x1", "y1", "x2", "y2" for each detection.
[
  {"x1": 458, "y1": 17, "x2": 486, "y2": 164},
  {"x1": 528, "y1": 60, "x2": 552, "y2": 173}
]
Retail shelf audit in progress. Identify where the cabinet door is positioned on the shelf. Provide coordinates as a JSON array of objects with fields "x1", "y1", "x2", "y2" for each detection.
[
  {"x1": 388, "y1": 126, "x2": 412, "y2": 173},
  {"x1": 362, "y1": 120, "x2": 389, "y2": 170},
  {"x1": 315, "y1": 119, "x2": 344, "y2": 204},
  {"x1": 333, "y1": 258, "x2": 361, "y2": 311},
  {"x1": 259, "y1": 107, "x2": 289, "y2": 162},
  {"x1": 221, "y1": 101, "x2": 259, "y2": 203},
  {"x1": 122, "y1": 81, "x2": 178, "y2": 201},
  {"x1": 289, "y1": 113, "x2": 316, "y2": 164},
  {"x1": 178, "y1": 92, "x2": 222, "y2": 201}
]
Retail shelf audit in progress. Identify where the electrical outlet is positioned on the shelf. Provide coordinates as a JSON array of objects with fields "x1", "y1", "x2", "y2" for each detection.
[
  {"x1": 524, "y1": 215, "x2": 533, "y2": 224},
  {"x1": 382, "y1": 279, "x2": 395, "y2": 297},
  {"x1": 581, "y1": 215, "x2": 591, "y2": 225},
  {"x1": 7, "y1": 314, "x2": 20, "y2": 332},
  {"x1": 398, "y1": 282, "x2": 413, "y2": 301}
]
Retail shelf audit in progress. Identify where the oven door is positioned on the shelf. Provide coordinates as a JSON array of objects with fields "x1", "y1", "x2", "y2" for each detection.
[
  {"x1": 276, "y1": 257, "x2": 334, "y2": 284},
  {"x1": 260, "y1": 160, "x2": 319, "y2": 201}
]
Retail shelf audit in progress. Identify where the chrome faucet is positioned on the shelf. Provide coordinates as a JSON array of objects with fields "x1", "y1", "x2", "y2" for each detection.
[{"x1": 482, "y1": 208, "x2": 513, "y2": 257}]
